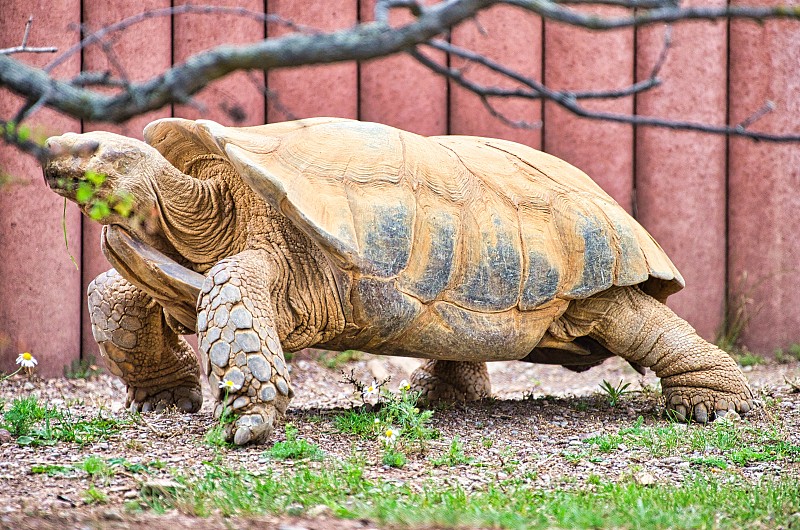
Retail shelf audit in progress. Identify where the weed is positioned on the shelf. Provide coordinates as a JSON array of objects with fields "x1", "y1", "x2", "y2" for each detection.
[
  {"x1": 734, "y1": 351, "x2": 765, "y2": 367},
  {"x1": 598, "y1": 380, "x2": 632, "y2": 407},
  {"x1": 774, "y1": 344, "x2": 800, "y2": 364},
  {"x1": 83, "y1": 485, "x2": 108, "y2": 504},
  {"x1": 2, "y1": 395, "x2": 45, "y2": 436},
  {"x1": 431, "y1": 436, "x2": 474, "y2": 467},
  {"x1": 318, "y1": 349, "x2": 364, "y2": 369},
  {"x1": 267, "y1": 424, "x2": 324, "y2": 461},
  {"x1": 30, "y1": 464, "x2": 73, "y2": 476},
  {"x1": 334, "y1": 374, "x2": 437, "y2": 447},
  {"x1": 64, "y1": 355, "x2": 103, "y2": 379},
  {"x1": 82, "y1": 455, "x2": 113, "y2": 478},
  {"x1": 204, "y1": 389, "x2": 235, "y2": 448},
  {"x1": 382, "y1": 448, "x2": 407, "y2": 468}
]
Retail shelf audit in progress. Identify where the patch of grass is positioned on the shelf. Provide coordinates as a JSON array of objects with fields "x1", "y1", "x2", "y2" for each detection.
[
  {"x1": 0, "y1": 395, "x2": 124, "y2": 446},
  {"x1": 334, "y1": 388, "x2": 438, "y2": 445},
  {"x1": 64, "y1": 355, "x2": 103, "y2": 379},
  {"x1": 774, "y1": 344, "x2": 800, "y2": 364},
  {"x1": 82, "y1": 455, "x2": 113, "y2": 478},
  {"x1": 267, "y1": 424, "x2": 324, "y2": 461},
  {"x1": 1, "y1": 395, "x2": 46, "y2": 436},
  {"x1": 138, "y1": 459, "x2": 800, "y2": 529},
  {"x1": 734, "y1": 351, "x2": 765, "y2": 367},
  {"x1": 598, "y1": 380, "x2": 632, "y2": 407},
  {"x1": 83, "y1": 485, "x2": 108, "y2": 504},
  {"x1": 317, "y1": 349, "x2": 364, "y2": 369},
  {"x1": 431, "y1": 436, "x2": 474, "y2": 467},
  {"x1": 382, "y1": 448, "x2": 407, "y2": 468},
  {"x1": 583, "y1": 416, "x2": 800, "y2": 467},
  {"x1": 31, "y1": 464, "x2": 74, "y2": 476}
]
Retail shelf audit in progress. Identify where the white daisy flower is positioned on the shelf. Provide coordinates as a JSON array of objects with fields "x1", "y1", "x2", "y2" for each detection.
[
  {"x1": 363, "y1": 380, "x2": 379, "y2": 399},
  {"x1": 15, "y1": 352, "x2": 37, "y2": 368},
  {"x1": 374, "y1": 417, "x2": 381, "y2": 424},
  {"x1": 398, "y1": 379, "x2": 411, "y2": 392},
  {"x1": 382, "y1": 426, "x2": 400, "y2": 445},
  {"x1": 219, "y1": 379, "x2": 240, "y2": 392}
]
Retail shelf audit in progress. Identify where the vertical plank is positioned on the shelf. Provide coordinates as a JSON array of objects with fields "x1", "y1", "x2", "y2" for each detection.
[
  {"x1": 729, "y1": 5, "x2": 800, "y2": 354},
  {"x1": 81, "y1": 0, "x2": 173, "y2": 361},
  {"x1": 449, "y1": 4, "x2": 542, "y2": 146},
  {"x1": 543, "y1": 7, "x2": 634, "y2": 211},
  {"x1": 635, "y1": 7, "x2": 728, "y2": 341},
  {"x1": 359, "y1": 0, "x2": 447, "y2": 135},
  {"x1": 173, "y1": 0, "x2": 266, "y2": 125},
  {"x1": 0, "y1": 2, "x2": 82, "y2": 377},
  {"x1": 266, "y1": 0, "x2": 357, "y2": 121}
]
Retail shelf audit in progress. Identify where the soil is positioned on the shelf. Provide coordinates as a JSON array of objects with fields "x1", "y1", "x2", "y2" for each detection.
[{"x1": 1, "y1": 352, "x2": 799, "y2": 530}]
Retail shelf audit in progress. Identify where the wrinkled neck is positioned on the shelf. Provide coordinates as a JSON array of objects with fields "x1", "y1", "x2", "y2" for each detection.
[{"x1": 153, "y1": 160, "x2": 236, "y2": 268}]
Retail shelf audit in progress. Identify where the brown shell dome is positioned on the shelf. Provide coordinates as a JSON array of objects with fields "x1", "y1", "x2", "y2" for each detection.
[{"x1": 144, "y1": 117, "x2": 683, "y2": 313}]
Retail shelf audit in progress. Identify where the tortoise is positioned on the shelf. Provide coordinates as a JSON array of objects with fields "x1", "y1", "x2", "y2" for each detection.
[{"x1": 42, "y1": 117, "x2": 754, "y2": 445}]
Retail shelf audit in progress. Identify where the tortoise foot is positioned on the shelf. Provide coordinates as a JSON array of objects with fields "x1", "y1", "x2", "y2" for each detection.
[
  {"x1": 127, "y1": 381, "x2": 202, "y2": 413},
  {"x1": 410, "y1": 360, "x2": 491, "y2": 403},
  {"x1": 662, "y1": 386, "x2": 755, "y2": 423},
  {"x1": 214, "y1": 400, "x2": 282, "y2": 446}
]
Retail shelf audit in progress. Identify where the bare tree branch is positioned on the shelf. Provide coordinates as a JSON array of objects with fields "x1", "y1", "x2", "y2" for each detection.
[
  {"x1": 1, "y1": 0, "x2": 800, "y2": 160},
  {"x1": 418, "y1": 38, "x2": 800, "y2": 142}
]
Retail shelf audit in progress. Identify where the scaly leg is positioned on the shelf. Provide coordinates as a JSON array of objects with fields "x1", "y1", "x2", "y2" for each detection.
[
  {"x1": 557, "y1": 285, "x2": 754, "y2": 422},
  {"x1": 197, "y1": 250, "x2": 292, "y2": 445},
  {"x1": 410, "y1": 360, "x2": 491, "y2": 402},
  {"x1": 88, "y1": 269, "x2": 202, "y2": 412}
]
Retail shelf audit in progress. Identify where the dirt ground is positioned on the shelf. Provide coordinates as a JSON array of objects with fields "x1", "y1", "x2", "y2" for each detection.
[{"x1": 1, "y1": 351, "x2": 799, "y2": 529}]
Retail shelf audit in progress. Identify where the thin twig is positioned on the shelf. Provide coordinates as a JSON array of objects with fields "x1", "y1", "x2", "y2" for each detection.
[
  {"x1": 415, "y1": 40, "x2": 800, "y2": 141},
  {"x1": 46, "y1": 4, "x2": 312, "y2": 73},
  {"x1": 0, "y1": 16, "x2": 58, "y2": 55}
]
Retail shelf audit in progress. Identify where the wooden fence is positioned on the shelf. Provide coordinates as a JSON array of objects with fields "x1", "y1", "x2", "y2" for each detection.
[{"x1": 1, "y1": 1, "x2": 799, "y2": 377}]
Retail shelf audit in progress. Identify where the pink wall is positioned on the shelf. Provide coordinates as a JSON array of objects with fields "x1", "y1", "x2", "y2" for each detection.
[
  {"x1": 1, "y1": 1, "x2": 799, "y2": 376},
  {"x1": 728, "y1": 4, "x2": 800, "y2": 354},
  {"x1": 0, "y1": 2, "x2": 82, "y2": 378},
  {"x1": 635, "y1": 0, "x2": 728, "y2": 342}
]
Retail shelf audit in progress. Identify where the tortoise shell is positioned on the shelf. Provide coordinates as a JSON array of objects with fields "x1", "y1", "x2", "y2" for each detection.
[{"x1": 144, "y1": 117, "x2": 683, "y2": 316}]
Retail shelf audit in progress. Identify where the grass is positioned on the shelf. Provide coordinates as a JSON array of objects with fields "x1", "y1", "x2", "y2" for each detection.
[
  {"x1": 0, "y1": 395, "x2": 125, "y2": 446},
  {"x1": 316, "y1": 349, "x2": 364, "y2": 369},
  {"x1": 734, "y1": 351, "x2": 765, "y2": 367},
  {"x1": 64, "y1": 355, "x2": 103, "y2": 379},
  {"x1": 583, "y1": 416, "x2": 800, "y2": 466},
  {"x1": 136, "y1": 457, "x2": 800, "y2": 529},
  {"x1": 266, "y1": 424, "x2": 324, "y2": 461},
  {"x1": 431, "y1": 436, "x2": 474, "y2": 467},
  {"x1": 775, "y1": 343, "x2": 800, "y2": 364}
]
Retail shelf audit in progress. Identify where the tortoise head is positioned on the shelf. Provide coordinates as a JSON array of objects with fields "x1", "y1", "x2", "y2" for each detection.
[{"x1": 43, "y1": 131, "x2": 167, "y2": 225}]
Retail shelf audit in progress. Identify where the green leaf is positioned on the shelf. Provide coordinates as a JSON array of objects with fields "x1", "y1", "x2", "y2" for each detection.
[
  {"x1": 89, "y1": 201, "x2": 111, "y2": 221},
  {"x1": 76, "y1": 182, "x2": 95, "y2": 203},
  {"x1": 16, "y1": 436, "x2": 33, "y2": 446},
  {"x1": 84, "y1": 170, "x2": 106, "y2": 186}
]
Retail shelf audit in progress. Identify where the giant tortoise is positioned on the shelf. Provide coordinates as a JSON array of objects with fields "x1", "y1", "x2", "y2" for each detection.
[{"x1": 42, "y1": 118, "x2": 754, "y2": 445}]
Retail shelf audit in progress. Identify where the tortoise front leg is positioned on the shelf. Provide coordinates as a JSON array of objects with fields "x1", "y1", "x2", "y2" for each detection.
[
  {"x1": 560, "y1": 285, "x2": 754, "y2": 422},
  {"x1": 88, "y1": 269, "x2": 203, "y2": 412},
  {"x1": 198, "y1": 250, "x2": 292, "y2": 445}
]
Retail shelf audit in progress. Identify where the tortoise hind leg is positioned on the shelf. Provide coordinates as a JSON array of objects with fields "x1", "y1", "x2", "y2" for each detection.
[
  {"x1": 556, "y1": 285, "x2": 754, "y2": 422},
  {"x1": 410, "y1": 360, "x2": 491, "y2": 402},
  {"x1": 88, "y1": 269, "x2": 202, "y2": 413}
]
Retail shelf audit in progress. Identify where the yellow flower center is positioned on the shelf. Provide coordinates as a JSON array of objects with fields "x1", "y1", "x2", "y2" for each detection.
[
  {"x1": 22, "y1": 352, "x2": 32, "y2": 361},
  {"x1": 385, "y1": 429, "x2": 394, "y2": 437}
]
